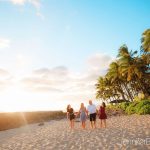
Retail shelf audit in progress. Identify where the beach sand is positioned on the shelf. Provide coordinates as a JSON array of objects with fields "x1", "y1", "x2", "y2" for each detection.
[{"x1": 0, "y1": 115, "x2": 150, "y2": 150}]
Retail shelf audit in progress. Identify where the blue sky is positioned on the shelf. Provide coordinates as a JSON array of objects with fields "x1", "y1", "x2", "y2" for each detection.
[{"x1": 0, "y1": 0, "x2": 149, "y2": 111}]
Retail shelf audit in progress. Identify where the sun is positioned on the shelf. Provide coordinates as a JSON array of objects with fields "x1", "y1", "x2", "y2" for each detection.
[
  {"x1": 0, "y1": 83, "x2": 67, "y2": 112},
  {"x1": 0, "y1": 85, "x2": 29, "y2": 112}
]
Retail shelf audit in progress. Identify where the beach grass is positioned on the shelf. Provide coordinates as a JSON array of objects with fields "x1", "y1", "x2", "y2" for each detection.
[{"x1": 0, "y1": 111, "x2": 66, "y2": 131}]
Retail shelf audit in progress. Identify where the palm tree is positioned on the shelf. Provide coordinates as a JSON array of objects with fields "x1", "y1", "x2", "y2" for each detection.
[
  {"x1": 117, "y1": 45, "x2": 142, "y2": 99},
  {"x1": 141, "y1": 29, "x2": 150, "y2": 53},
  {"x1": 95, "y1": 29, "x2": 150, "y2": 103},
  {"x1": 117, "y1": 45, "x2": 139, "y2": 80},
  {"x1": 96, "y1": 77, "x2": 114, "y2": 102},
  {"x1": 106, "y1": 61, "x2": 127, "y2": 101}
]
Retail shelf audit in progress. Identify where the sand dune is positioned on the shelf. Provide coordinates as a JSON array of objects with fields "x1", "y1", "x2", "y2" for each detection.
[{"x1": 0, "y1": 115, "x2": 150, "y2": 150}]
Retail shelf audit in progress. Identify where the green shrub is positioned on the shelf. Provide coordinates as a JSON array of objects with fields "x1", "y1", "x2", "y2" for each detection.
[
  {"x1": 106, "y1": 104, "x2": 119, "y2": 110},
  {"x1": 137, "y1": 105, "x2": 150, "y2": 115},
  {"x1": 125, "y1": 101, "x2": 138, "y2": 115},
  {"x1": 135, "y1": 100, "x2": 150, "y2": 114},
  {"x1": 125, "y1": 99, "x2": 150, "y2": 115},
  {"x1": 119, "y1": 102, "x2": 131, "y2": 111},
  {"x1": 133, "y1": 96, "x2": 141, "y2": 101},
  {"x1": 107, "y1": 99, "x2": 150, "y2": 115}
]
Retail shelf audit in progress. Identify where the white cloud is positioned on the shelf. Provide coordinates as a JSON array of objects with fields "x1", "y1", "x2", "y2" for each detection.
[
  {"x1": 29, "y1": 0, "x2": 41, "y2": 9},
  {"x1": 9, "y1": 0, "x2": 44, "y2": 20},
  {"x1": 0, "y1": 53, "x2": 113, "y2": 110},
  {"x1": 16, "y1": 54, "x2": 31, "y2": 68},
  {"x1": 0, "y1": 38, "x2": 10, "y2": 49},
  {"x1": 10, "y1": 0, "x2": 40, "y2": 8},
  {"x1": 0, "y1": 69, "x2": 10, "y2": 77},
  {"x1": 10, "y1": 0, "x2": 26, "y2": 5},
  {"x1": 20, "y1": 54, "x2": 112, "y2": 98},
  {"x1": 0, "y1": 68, "x2": 13, "y2": 90},
  {"x1": 0, "y1": 53, "x2": 112, "y2": 94},
  {"x1": 21, "y1": 66, "x2": 70, "y2": 92},
  {"x1": 87, "y1": 53, "x2": 112, "y2": 71}
]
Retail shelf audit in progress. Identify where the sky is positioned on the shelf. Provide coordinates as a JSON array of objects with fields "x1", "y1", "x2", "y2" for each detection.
[{"x1": 0, "y1": 0, "x2": 150, "y2": 112}]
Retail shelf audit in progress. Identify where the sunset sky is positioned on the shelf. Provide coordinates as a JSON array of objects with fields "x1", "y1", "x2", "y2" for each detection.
[{"x1": 0, "y1": 0, "x2": 150, "y2": 112}]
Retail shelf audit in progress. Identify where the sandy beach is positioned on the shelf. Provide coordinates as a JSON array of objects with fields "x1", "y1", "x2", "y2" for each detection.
[{"x1": 0, "y1": 115, "x2": 150, "y2": 150}]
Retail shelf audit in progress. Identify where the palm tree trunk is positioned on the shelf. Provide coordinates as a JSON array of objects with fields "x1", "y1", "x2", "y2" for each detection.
[
  {"x1": 122, "y1": 82, "x2": 133, "y2": 101},
  {"x1": 117, "y1": 80, "x2": 127, "y2": 100}
]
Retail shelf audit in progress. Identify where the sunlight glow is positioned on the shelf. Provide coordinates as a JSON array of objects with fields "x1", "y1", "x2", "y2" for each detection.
[{"x1": 0, "y1": 84, "x2": 65, "y2": 112}]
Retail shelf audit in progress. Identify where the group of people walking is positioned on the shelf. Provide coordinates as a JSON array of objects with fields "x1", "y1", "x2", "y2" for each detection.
[{"x1": 67, "y1": 100, "x2": 107, "y2": 129}]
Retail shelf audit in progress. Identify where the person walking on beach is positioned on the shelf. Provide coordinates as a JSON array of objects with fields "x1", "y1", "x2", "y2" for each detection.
[
  {"x1": 98, "y1": 102, "x2": 107, "y2": 128},
  {"x1": 77, "y1": 103, "x2": 87, "y2": 129},
  {"x1": 87, "y1": 100, "x2": 97, "y2": 129},
  {"x1": 67, "y1": 104, "x2": 75, "y2": 129}
]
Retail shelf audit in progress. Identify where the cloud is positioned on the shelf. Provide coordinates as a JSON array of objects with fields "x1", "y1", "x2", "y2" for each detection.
[
  {"x1": 0, "y1": 53, "x2": 112, "y2": 110},
  {"x1": 0, "y1": 69, "x2": 10, "y2": 77},
  {"x1": 0, "y1": 68, "x2": 12, "y2": 90},
  {"x1": 10, "y1": 0, "x2": 40, "y2": 8},
  {"x1": 10, "y1": 0, "x2": 26, "y2": 5},
  {"x1": 20, "y1": 54, "x2": 112, "y2": 97},
  {"x1": 8, "y1": 0, "x2": 44, "y2": 20},
  {"x1": 16, "y1": 54, "x2": 31, "y2": 68},
  {"x1": 21, "y1": 66, "x2": 70, "y2": 92},
  {"x1": 28, "y1": 0, "x2": 41, "y2": 9},
  {"x1": 0, "y1": 38, "x2": 11, "y2": 49},
  {"x1": 87, "y1": 53, "x2": 112, "y2": 71},
  {"x1": 33, "y1": 66, "x2": 69, "y2": 79}
]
